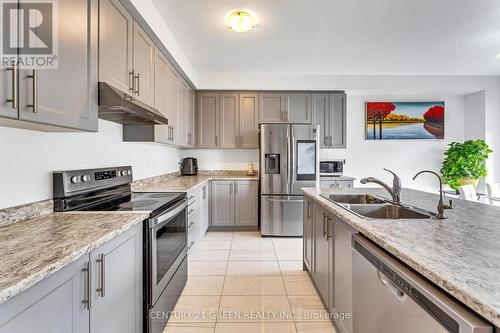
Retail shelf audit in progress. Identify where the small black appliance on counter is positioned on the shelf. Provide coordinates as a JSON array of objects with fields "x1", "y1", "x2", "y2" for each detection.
[{"x1": 180, "y1": 157, "x2": 198, "y2": 176}]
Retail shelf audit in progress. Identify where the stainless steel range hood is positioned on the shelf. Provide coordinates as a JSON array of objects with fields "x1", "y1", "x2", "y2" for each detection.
[{"x1": 98, "y1": 82, "x2": 168, "y2": 125}]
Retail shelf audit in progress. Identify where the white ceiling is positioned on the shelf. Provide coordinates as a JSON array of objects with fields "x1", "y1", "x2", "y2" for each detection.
[{"x1": 152, "y1": 0, "x2": 500, "y2": 76}]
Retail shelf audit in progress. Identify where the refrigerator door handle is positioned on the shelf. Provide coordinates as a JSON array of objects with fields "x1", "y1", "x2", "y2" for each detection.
[{"x1": 288, "y1": 126, "x2": 293, "y2": 193}]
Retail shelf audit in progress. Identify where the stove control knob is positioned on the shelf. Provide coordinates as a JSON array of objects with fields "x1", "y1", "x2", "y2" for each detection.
[
  {"x1": 70, "y1": 176, "x2": 80, "y2": 183},
  {"x1": 81, "y1": 175, "x2": 91, "y2": 182},
  {"x1": 127, "y1": 170, "x2": 132, "y2": 175},
  {"x1": 121, "y1": 170, "x2": 128, "y2": 176}
]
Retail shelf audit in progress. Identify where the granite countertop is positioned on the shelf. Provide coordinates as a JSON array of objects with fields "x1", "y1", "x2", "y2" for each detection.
[
  {"x1": 133, "y1": 173, "x2": 259, "y2": 192},
  {"x1": 303, "y1": 187, "x2": 500, "y2": 327},
  {"x1": 0, "y1": 211, "x2": 149, "y2": 304}
]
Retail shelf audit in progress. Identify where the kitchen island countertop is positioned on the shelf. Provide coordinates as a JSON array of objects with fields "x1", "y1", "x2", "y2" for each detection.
[{"x1": 303, "y1": 187, "x2": 500, "y2": 327}]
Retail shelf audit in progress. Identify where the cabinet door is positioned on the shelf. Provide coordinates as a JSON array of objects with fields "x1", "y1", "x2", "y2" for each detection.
[
  {"x1": 330, "y1": 94, "x2": 346, "y2": 148},
  {"x1": 259, "y1": 93, "x2": 284, "y2": 123},
  {"x1": 303, "y1": 197, "x2": 314, "y2": 272},
  {"x1": 166, "y1": 63, "x2": 179, "y2": 144},
  {"x1": 337, "y1": 180, "x2": 353, "y2": 189},
  {"x1": 197, "y1": 93, "x2": 219, "y2": 148},
  {"x1": 312, "y1": 94, "x2": 330, "y2": 148},
  {"x1": 18, "y1": 0, "x2": 98, "y2": 131},
  {"x1": 201, "y1": 183, "x2": 210, "y2": 234},
  {"x1": 133, "y1": 22, "x2": 155, "y2": 107},
  {"x1": 333, "y1": 217, "x2": 356, "y2": 333},
  {"x1": 0, "y1": 59, "x2": 17, "y2": 119},
  {"x1": 312, "y1": 204, "x2": 329, "y2": 305},
  {"x1": 187, "y1": 89, "x2": 196, "y2": 147},
  {"x1": 177, "y1": 80, "x2": 188, "y2": 146},
  {"x1": 99, "y1": 0, "x2": 133, "y2": 95},
  {"x1": 153, "y1": 48, "x2": 170, "y2": 144},
  {"x1": 90, "y1": 224, "x2": 142, "y2": 333},
  {"x1": 219, "y1": 93, "x2": 239, "y2": 148},
  {"x1": 211, "y1": 181, "x2": 234, "y2": 226},
  {"x1": 0, "y1": 255, "x2": 89, "y2": 333},
  {"x1": 239, "y1": 93, "x2": 259, "y2": 148},
  {"x1": 234, "y1": 180, "x2": 258, "y2": 226},
  {"x1": 286, "y1": 93, "x2": 311, "y2": 123}
]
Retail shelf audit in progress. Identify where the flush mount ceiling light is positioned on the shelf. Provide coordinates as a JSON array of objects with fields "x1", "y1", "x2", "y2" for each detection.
[{"x1": 225, "y1": 10, "x2": 257, "y2": 32}]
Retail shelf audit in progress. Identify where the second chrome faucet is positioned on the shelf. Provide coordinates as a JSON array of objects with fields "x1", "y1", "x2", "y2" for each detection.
[{"x1": 360, "y1": 168, "x2": 402, "y2": 205}]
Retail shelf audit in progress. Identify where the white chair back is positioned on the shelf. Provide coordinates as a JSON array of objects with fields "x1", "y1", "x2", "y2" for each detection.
[
  {"x1": 486, "y1": 183, "x2": 500, "y2": 199},
  {"x1": 458, "y1": 184, "x2": 478, "y2": 201}
]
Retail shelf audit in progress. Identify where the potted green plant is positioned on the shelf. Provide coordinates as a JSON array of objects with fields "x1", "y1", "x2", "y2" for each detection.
[{"x1": 440, "y1": 139, "x2": 492, "y2": 190}]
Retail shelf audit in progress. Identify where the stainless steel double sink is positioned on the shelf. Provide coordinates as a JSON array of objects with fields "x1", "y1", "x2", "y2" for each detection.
[{"x1": 321, "y1": 194, "x2": 434, "y2": 219}]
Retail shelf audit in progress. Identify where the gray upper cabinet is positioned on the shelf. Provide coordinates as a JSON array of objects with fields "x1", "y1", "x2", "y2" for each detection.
[
  {"x1": 0, "y1": 255, "x2": 89, "y2": 333},
  {"x1": 286, "y1": 93, "x2": 311, "y2": 123},
  {"x1": 153, "y1": 48, "x2": 170, "y2": 144},
  {"x1": 187, "y1": 89, "x2": 196, "y2": 147},
  {"x1": 166, "y1": 63, "x2": 180, "y2": 144},
  {"x1": 219, "y1": 94, "x2": 239, "y2": 148},
  {"x1": 312, "y1": 93, "x2": 347, "y2": 148},
  {"x1": 132, "y1": 22, "x2": 155, "y2": 107},
  {"x1": 331, "y1": 94, "x2": 346, "y2": 148},
  {"x1": 259, "y1": 93, "x2": 285, "y2": 123},
  {"x1": 234, "y1": 180, "x2": 258, "y2": 226},
  {"x1": 90, "y1": 224, "x2": 142, "y2": 333},
  {"x1": 197, "y1": 93, "x2": 219, "y2": 148},
  {"x1": 312, "y1": 94, "x2": 330, "y2": 148},
  {"x1": 177, "y1": 80, "x2": 188, "y2": 146},
  {"x1": 239, "y1": 93, "x2": 259, "y2": 149},
  {"x1": 16, "y1": 0, "x2": 98, "y2": 131},
  {"x1": 0, "y1": 59, "x2": 18, "y2": 119},
  {"x1": 211, "y1": 181, "x2": 234, "y2": 226},
  {"x1": 99, "y1": 0, "x2": 133, "y2": 95}
]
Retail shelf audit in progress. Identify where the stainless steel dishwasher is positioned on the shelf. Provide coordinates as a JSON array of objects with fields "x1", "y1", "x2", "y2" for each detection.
[{"x1": 352, "y1": 235, "x2": 493, "y2": 333}]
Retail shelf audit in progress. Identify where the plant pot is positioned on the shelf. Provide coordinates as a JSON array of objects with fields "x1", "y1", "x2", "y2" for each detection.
[{"x1": 457, "y1": 178, "x2": 479, "y2": 189}]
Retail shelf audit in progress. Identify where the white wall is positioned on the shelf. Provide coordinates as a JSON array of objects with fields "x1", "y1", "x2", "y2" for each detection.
[
  {"x1": 320, "y1": 95, "x2": 465, "y2": 192},
  {"x1": 464, "y1": 91, "x2": 486, "y2": 140},
  {"x1": 182, "y1": 149, "x2": 259, "y2": 170},
  {"x1": 0, "y1": 120, "x2": 181, "y2": 209}
]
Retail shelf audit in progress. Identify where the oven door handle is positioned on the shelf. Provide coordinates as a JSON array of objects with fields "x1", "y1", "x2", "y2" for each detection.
[{"x1": 149, "y1": 199, "x2": 187, "y2": 229}]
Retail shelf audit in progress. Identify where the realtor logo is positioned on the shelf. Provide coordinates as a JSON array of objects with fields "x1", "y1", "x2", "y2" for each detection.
[{"x1": 1, "y1": 0, "x2": 58, "y2": 69}]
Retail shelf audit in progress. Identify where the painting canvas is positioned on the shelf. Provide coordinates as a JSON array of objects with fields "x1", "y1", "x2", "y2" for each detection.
[{"x1": 366, "y1": 101, "x2": 445, "y2": 140}]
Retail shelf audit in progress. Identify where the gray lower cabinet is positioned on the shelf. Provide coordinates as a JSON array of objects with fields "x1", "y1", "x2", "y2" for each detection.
[
  {"x1": 0, "y1": 255, "x2": 89, "y2": 333},
  {"x1": 312, "y1": 93, "x2": 347, "y2": 148},
  {"x1": 235, "y1": 180, "x2": 259, "y2": 226},
  {"x1": 200, "y1": 183, "x2": 210, "y2": 233},
  {"x1": 211, "y1": 180, "x2": 258, "y2": 228},
  {"x1": 211, "y1": 181, "x2": 234, "y2": 226},
  {"x1": 332, "y1": 216, "x2": 357, "y2": 333},
  {"x1": 311, "y1": 203, "x2": 332, "y2": 304},
  {"x1": 0, "y1": 223, "x2": 142, "y2": 333},
  {"x1": 303, "y1": 197, "x2": 314, "y2": 272},
  {"x1": 7, "y1": 0, "x2": 98, "y2": 132}
]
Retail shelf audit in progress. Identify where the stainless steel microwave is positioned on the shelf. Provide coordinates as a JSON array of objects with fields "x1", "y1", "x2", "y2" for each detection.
[{"x1": 320, "y1": 160, "x2": 344, "y2": 176}]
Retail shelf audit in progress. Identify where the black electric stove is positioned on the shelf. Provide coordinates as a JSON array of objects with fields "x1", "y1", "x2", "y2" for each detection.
[{"x1": 53, "y1": 166, "x2": 188, "y2": 333}]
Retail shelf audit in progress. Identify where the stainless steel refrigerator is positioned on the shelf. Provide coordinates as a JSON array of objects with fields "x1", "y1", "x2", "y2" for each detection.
[{"x1": 260, "y1": 124, "x2": 319, "y2": 236}]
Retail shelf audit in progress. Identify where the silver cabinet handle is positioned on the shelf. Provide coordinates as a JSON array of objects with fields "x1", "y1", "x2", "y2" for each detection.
[
  {"x1": 323, "y1": 213, "x2": 327, "y2": 238},
  {"x1": 172, "y1": 126, "x2": 175, "y2": 141},
  {"x1": 187, "y1": 241, "x2": 195, "y2": 251},
  {"x1": 134, "y1": 72, "x2": 140, "y2": 95},
  {"x1": 6, "y1": 62, "x2": 17, "y2": 109},
  {"x1": 129, "y1": 70, "x2": 135, "y2": 93},
  {"x1": 27, "y1": 70, "x2": 37, "y2": 113},
  {"x1": 82, "y1": 261, "x2": 91, "y2": 309},
  {"x1": 96, "y1": 253, "x2": 106, "y2": 297},
  {"x1": 307, "y1": 201, "x2": 312, "y2": 219},
  {"x1": 215, "y1": 135, "x2": 219, "y2": 146}
]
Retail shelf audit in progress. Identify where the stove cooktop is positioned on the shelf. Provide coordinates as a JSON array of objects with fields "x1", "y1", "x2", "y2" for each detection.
[{"x1": 80, "y1": 191, "x2": 185, "y2": 215}]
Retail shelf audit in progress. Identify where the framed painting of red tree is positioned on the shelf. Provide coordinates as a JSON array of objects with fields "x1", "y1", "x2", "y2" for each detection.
[{"x1": 366, "y1": 101, "x2": 445, "y2": 140}]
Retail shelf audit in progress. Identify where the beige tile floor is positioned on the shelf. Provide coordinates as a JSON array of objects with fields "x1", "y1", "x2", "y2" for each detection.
[{"x1": 164, "y1": 231, "x2": 336, "y2": 333}]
